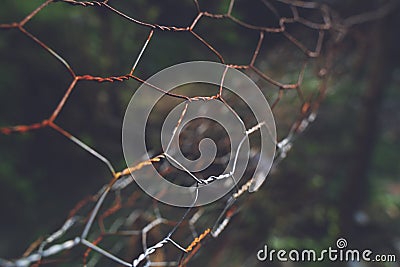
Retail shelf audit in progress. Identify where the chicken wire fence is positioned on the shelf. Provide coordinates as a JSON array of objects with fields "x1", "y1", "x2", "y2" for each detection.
[{"x1": 0, "y1": 0, "x2": 396, "y2": 266}]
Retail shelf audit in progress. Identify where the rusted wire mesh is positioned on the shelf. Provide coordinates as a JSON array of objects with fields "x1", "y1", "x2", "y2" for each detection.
[{"x1": 0, "y1": 0, "x2": 396, "y2": 266}]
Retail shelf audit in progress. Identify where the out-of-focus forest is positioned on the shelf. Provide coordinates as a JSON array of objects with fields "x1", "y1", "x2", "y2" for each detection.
[{"x1": 0, "y1": 0, "x2": 399, "y2": 266}]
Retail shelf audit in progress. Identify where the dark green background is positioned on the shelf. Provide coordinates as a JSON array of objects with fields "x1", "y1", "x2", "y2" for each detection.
[{"x1": 0, "y1": 0, "x2": 399, "y2": 266}]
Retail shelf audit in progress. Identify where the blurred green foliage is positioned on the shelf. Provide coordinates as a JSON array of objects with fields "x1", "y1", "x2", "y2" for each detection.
[{"x1": 0, "y1": 0, "x2": 399, "y2": 266}]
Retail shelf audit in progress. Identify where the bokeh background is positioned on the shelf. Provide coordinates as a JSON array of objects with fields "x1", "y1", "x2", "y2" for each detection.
[{"x1": 0, "y1": 0, "x2": 399, "y2": 266}]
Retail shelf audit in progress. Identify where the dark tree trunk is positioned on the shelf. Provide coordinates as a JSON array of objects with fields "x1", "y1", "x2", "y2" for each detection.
[{"x1": 339, "y1": 18, "x2": 394, "y2": 237}]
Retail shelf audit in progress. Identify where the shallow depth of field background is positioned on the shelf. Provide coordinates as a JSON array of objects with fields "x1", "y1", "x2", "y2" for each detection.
[{"x1": 0, "y1": 0, "x2": 399, "y2": 266}]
